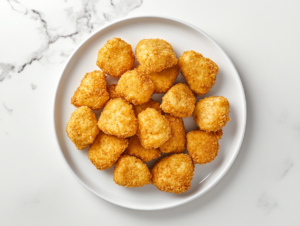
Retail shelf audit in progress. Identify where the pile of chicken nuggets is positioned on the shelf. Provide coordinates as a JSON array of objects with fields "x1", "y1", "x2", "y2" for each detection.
[{"x1": 66, "y1": 37, "x2": 231, "y2": 194}]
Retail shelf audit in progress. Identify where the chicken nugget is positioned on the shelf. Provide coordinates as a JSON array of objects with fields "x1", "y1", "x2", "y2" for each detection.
[
  {"x1": 98, "y1": 98, "x2": 137, "y2": 138},
  {"x1": 137, "y1": 108, "x2": 171, "y2": 149},
  {"x1": 88, "y1": 131, "x2": 128, "y2": 170},
  {"x1": 124, "y1": 135, "x2": 161, "y2": 162},
  {"x1": 107, "y1": 84, "x2": 123, "y2": 99},
  {"x1": 114, "y1": 155, "x2": 152, "y2": 187},
  {"x1": 193, "y1": 96, "x2": 230, "y2": 132},
  {"x1": 132, "y1": 99, "x2": 161, "y2": 116},
  {"x1": 71, "y1": 70, "x2": 109, "y2": 110},
  {"x1": 137, "y1": 65, "x2": 179, "y2": 93},
  {"x1": 96, "y1": 37, "x2": 135, "y2": 78},
  {"x1": 187, "y1": 130, "x2": 222, "y2": 164},
  {"x1": 66, "y1": 106, "x2": 99, "y2": 150},
  {"x1": 116, "y1": 69, "x2": 155, "y2": 105},
  {"x1": 151, "y1": 153, "x2": 194, "y2": 194},
  {"x1": 160, "y1": 83, "x2": 196, "y2": 118},
  {"x1": 135, "y1": 39, "x2": 178, "y2": 73},
  {"x1": 159, "y1": 114, "x2": 186, "y2": 153},
  {"x1": 178, "y1": 50, "x2": 219, "y2": 96}
]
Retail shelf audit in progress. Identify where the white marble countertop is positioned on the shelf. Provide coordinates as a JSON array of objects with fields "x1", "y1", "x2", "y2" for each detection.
[{"x1": 1, "y1": 0, "x2": 300, "y2": 225}]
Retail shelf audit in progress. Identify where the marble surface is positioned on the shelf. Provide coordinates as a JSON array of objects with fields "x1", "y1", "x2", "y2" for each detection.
[{"x1": 1, "y1": 0, "x2": 300, "y2": 225}]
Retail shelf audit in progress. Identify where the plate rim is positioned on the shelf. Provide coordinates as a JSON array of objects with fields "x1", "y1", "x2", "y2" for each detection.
[{"x1": 52, "y1": 15, "x2": 247, "y2": 211}]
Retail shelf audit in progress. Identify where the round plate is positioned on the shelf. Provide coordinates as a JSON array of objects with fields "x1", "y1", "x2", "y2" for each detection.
[{"x1": 53, "y1": 16, "x2": 246, "y2": 210}]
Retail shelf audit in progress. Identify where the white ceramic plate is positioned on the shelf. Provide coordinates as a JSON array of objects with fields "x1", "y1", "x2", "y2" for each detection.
[{"x1": 53, "y1": 16, "x2": 246, "y2": 211}]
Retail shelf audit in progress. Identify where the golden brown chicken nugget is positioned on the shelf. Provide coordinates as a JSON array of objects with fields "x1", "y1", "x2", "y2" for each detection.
[
  {"x1": 135, "y1": 39, "x2": 178, "y2": 73},
  {"x1": 178, "y1": 50, "x2": 219, "y2": 96},
  {"x1": 107, "y1": 84, "x2": 123, "y2": 99},
  {"x1": 159, "y1": 114, "x2": 186, "y2": 154},
  {"x1": 88, "y1": 131, "x2": 128, "y2": 170},
  {"x1": 124, "y1": 135, "x2": 161, "y2": 162},
  {"x1": 137, "y1": 108, "x2": 171, "y2": 149},
  {"x1": 160, "y1": 83, "x2": 196, "y2": 118},
  {"x1": 137, "y1": 65, "x2": 179, "y2": 93},
  {"x1": 187, "y1": 130, "x2": 222, "y2": 164},
  {"x1": 96, "y1": 38, "x2": 135, "y2": 78},
  {"x1": 98, "y1": 98, "x2": 137, "y2": 138},
  {"x1": 66, "y1": 106, "x2": 99, "y2": 150},
  {"x1": 114, "y1": 155, "x2": 152, "y2": 187},
  {"x1": 151, "y1": 154, "x2": 194, "y2": 194},
  {"x1": 132, "y1": 99, "x2": 161, "y2": 116},
  {"x1": 193, "y1": 96, "x2": 230, "y2": 132},
  {"x1": 71, "y1": 70, "x2": 109, "y2": 110},
  {"x1": 116, "y1": 69, "x2": 155, "y2": 105}
]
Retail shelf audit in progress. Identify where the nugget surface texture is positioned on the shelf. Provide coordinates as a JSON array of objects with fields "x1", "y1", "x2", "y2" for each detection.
[
  {"x1": 132, "y1": 99, "x2": 161, "y2": 116},
  {"x1": 187, "y1": 130, "x2": 222, "y2": 164},
  {"x1": 71, "y1": 70, "x2": 109, "y2": 110},
  {"x1": 137, "y1": 108, "x2": 171, "y2": 149},
  {"x1": 66, "y1": 106, "x2": 99, "y2": 150},
  {"x1": 96, "y1": 38, "x2": 135, "y2": 78},
  {"x1": 88, "y1": 131, "x2": 128, "y2": 170},
  {"x1": 151, "y1": 154, "x2": 194, "y2": 194},
  {"x1": 114, "y1": 155, "x2": 152, "y2": 187},
  {"x1": 137, "y1": 65, "x2": 179, "y2": 93},
  {"x1": 98, "y1": 98, "x2": 137, "y2": 138},
  {"x1": 161, "y1": 83, "x2": 196, "y2": 118},
  {"x1": 178, "y1": 50, "x2": 219, "y2": 96},
  {"x1": 116, "y1": 69, "x2": 155, "y2": 105},
  {"x1": 107, "y1": 84, "x2": 123, "y2": 99},
  {"x1": 136, "y1": 39, "x2": 178, "y2": 73},
  {"x1": 193, "y1": 96, "x2": 230, "y2": 132},
  {"x1": 159, "y1": 114, "x2": 186, "y2": 153},
  {"x1": 124, "y1": 135, "x2": 161, "y2": 162}
]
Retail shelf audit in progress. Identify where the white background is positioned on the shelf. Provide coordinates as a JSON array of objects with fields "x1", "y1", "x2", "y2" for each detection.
[{"x1": 0, "y1": 0, "x2": 299, "y2": 225}]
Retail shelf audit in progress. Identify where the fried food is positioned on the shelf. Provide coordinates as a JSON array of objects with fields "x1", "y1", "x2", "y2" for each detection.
[
  {"x1": 107, "y1": 84, "x2": 123, "y2": 99},
  {"x1": 187, "y1": 130, "x2": 222, "y2": 164},
  {"x1": 151, "y1": 153, "x2": 194, "y2": 194},
  {"x1": 137, "y1": 108, "x2": 171, "y2": 149},
  {"x1": 96, "y1": 37, "x2": 135, "y2": 78},
  {"x1": 124, "y1": 135, "x2": 161, "y2": 162},
  {"x1": 114, "y1": 155, "x2": 152, "y2": 187},
  {"x1": 137, "y1": 65, "x2": 179, "y2": 93},
  {"x1": 160, "y1": 83, "x2": 196, "y2": 118},
  {"x1": 193, "y1": 96, "x2": 230, "y2": 132},
  {"x1": 66, "y1": 106, "x2": 99, "y2": 150},
  {"x1": 159, "y1": 114, "x2": 186, "y2": 153},
  {"x1": 116, "y1": 69, "x2": 155, "y2": 105},
  {"x1": 98, "y1": 98, "x2": 137, "y2": 138},
  {"x1": 88, "y1": 131, "x2": 128, "y2": 170},
  {"x1": 132, "y1": 99, "x2": 161, "y2": 116},
  {"x1": 71, "y1": 70, "x2": 109, "y2": 110},
  {"x1": 135, "y1": 39, "x2": 178, "y2": 73},
  {"x1": 178, "y1": 50, "x2": 219, "y2": 96}
]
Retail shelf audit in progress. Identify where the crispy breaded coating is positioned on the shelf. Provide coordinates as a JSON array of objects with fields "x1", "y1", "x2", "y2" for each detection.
[
  {"x1": 116, "y1": 69, "x2": 155, "y2": 105},
  {"x1": 98, "y1": 98, "x2": 137, "y2": 138},
  {"x1": 96, "y1": 37, "x2": 135, "y2": 78},
  {"x1": 66, "y1": 106, "x2": 99, "y2": 150},
  {"x1": 193, "y1": 96, "x2": 230, "y2": 132},
  {"x1": 114, "y1": 155, "x2": 152, "y2": 187},
  {"x1": 178, "y1": 50, "x2": 219, "y2": 96},
  {"x1": 137, "y1": 65, "x2": 179, "y2": 93},
  {"x1": 88, "y1": 131, "x2": 128, "y2": 170},
  {"x1": 124, "y1": 135, "x2": 161, "y2": 162},
  {"x1": 132, "y1": 99, "x2": 161, "y2": 116},
  {"x1": 135, "y1": 39, "x2": 178, "y2": 73},
  {"x1": 187, "y1": 130, "x2": 222, "y2": 164},
  {"x1": 151, "y1": 154, "x2": 194, "y2": 194},
  {"x1": 160, "y1": 83, "x2": 196, "y2": 118},
  {"x1": 107, "y1": 84, "x2": 123, "y2": 99},
  {"x1": 137, "y1": 108, "x2": 171, "y2": 149},
  {"x1": 159, "y1": 114, "x2": 186, "y2": 153},
  {"x1": 71, "y1": 70, "x2": 109, "y2": 110}
]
